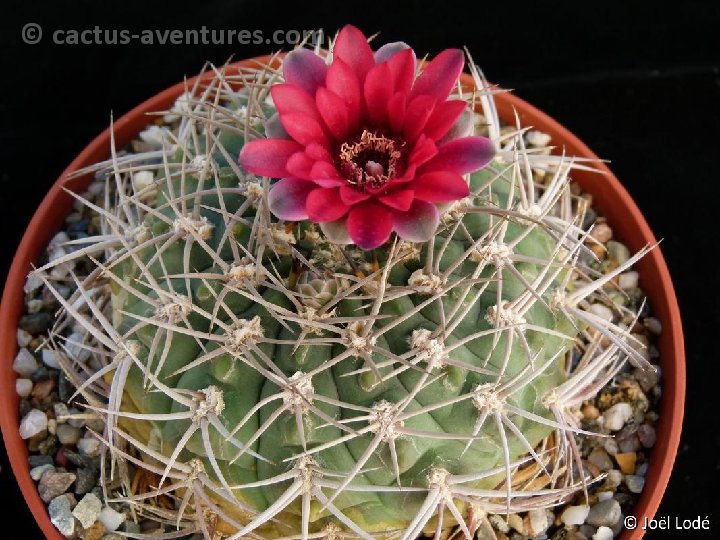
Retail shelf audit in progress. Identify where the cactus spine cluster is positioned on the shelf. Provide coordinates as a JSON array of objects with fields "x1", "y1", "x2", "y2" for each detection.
[{"x1": 36, "y1": 46, "x2": 652, "y2": 540}]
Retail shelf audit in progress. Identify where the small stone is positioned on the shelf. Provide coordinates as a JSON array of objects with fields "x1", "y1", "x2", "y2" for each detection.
[
  {"x1": 49, "y1": 493, "x2": 77, "y2": 538},
  {"x1": 603, "y1": 403, "x2": 633, "y2": 431},
  {"x1": 589, "y1": 303, "x2": 613, "y2": 322},
  {"x1": 77, "y1": 437, "x2": 101, "y2": 457},
  {"x1": 591, "y1": 222, "x2": 613, "y2": 244},
  {"x1": 633, "y1": 366, "x2": 660, "y2": 393},
  {"x1": 525, "y1": 508, "x2": 548, "y2": 536},
  {"x1": 596, "y1": 491, "x2": 614, "y2": 501},
  {"x1": 30, "y1": 463, "x2": 55, "y2": 480},
  {"x1": 101, "y1": 535, "x2": 123, "y2": 540},
  {"x1": 636, "y1": 462, "x2": 649, "y2": 476},
  {"x1": 57, "y1": 424, "x2": 82, "y2": 445},
  {"x1": 618, "y1": 271, "x2": 639, "y2": 290},
  {"x1": 17, "y1": 328, "x2": 33, "y2": 346},
  {"x1": 42, "y1": 348, "x2": 62, "y2": 369},
  {"x1": 615, "y1": 452, "x2": 637, "y2": 474},
  {"x1": 72, "y1": 493, "x2": 102, "y2": 528},
  {"x1": 16, "y1": 378, "x2": 33, "y2": 397},
  {"x1": 24, "y1": 272, "x2": 44, "y2": 293},
  {"x1": 58, "y1": 372, "x2": 74, "y2": 402},
  {"x1": 643, "y1": 317, "x2": 662, "y2": 335},
  {"x1": 82, "y1": 521, "x2": 107, "y2": 540},
  {"x1": 38, "y1": 471, "x2": 76, "y2": 502},
  {"x1": 54, "y1": 403, "x2": 70, "y2": 423},
  {"x1": 561, "y1": 504, "x2": 590, "y2": 525},
  {"x1": 31, "y1": 377, "x2": 56, "y2": 399},
  {"x1": 19, "y1": 409, "x2": 48, "y2": 439},
  {"x1": 75, "y1": 469, "x2": 97, "y2": 496},
  {"x1": 98, "y1": 506, "x2": 126, "y2": 532},
  {"x1": 29, "y1": 454, "x2": 54, "y2": 467},
  {"x1": 507, "y1": 513, "x2": 525, "y2": 534},
  {"x1": 592, "y1": 526, "x2": 613, "y2": 540},
  {"x1": 13, "y1": 348, "x2": 39, "y2": 377},
  {"x1": 66, "y1": 332, "x2": 91, "y2": 363},
  {"x1": 526, "y1": 130, "x2": 552, "y2": 147},
  {"x1": 617, "y1": 434, "x2": 641, "y2": 454},
  {"x1": 64, "y1": 450, "x2": 98, "y2": 470},
  {"x1": 489, "y1": 513, "x2": 510, "y2": 533},
  {"x1": 586, "y1": 499, "x2": 622, "y2": 527},
  {"x1": 582, "y1": 404, "x2": 600, "y2": 421},
  {"x1": 19, "y1": 312, "x2": 53, "y2": 334},
  {"x1": 625, "y1": 474, "x2": 645, "y2": 494},
  {"x1": 578, "y1": 525, "x2": 596, "y2": 539},
  {"x1": 27, "y1": 298, "x2": 44, "y2": 314},
  {"x1": 606, "y1": 241, "x2": 630, "y2": 265},
  {"x1": 603, "y1": 437, "x2": 619, "y2": 455},
  {"x1": 588, "y1": 447, "x2": 613, "y2": 471}
]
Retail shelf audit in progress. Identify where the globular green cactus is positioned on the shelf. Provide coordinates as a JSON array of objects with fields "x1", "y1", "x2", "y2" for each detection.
[{"x1": 37, "y1": 35, "x2": 652, "y2": 540}]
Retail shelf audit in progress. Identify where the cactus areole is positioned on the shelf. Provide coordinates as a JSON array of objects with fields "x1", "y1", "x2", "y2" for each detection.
[{"x1": 33, "y1": 24, "x2": 658, "y2": 540}]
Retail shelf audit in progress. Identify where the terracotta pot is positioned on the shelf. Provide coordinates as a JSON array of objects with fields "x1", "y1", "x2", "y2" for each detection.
[{"x1": 0, "y1": 55, "x2": 684, "y2": 540}]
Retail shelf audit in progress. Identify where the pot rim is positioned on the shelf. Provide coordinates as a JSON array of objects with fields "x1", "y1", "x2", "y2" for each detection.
[{"x1": 0, "y1": 55, "x2": 684, "y2": 540}]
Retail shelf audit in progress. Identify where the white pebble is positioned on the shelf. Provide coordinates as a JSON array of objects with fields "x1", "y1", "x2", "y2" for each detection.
[
  {"x1": 72, "y1": 493, "x2": 102, "y2": 529},
  {"x1": 16, "y1": 378, "x2": 33, "y2": 397},
  {"x1": 98, "y1": 506, "x2": 126, "y2": 531},
  {"x1": 526, "y1": 130, "x2": 552, "y2": 147},
  {"x1": 132, "y1": 170, "x2": 155, "y2": 192},
  {"x1": 13, "y1": 348, "x2": 39, "y2": 377},
  {"x1": 593, "y1": 526, "x2": 614, "y2": 540},
  {"x1": 589, "y1": 303, "x2": 614, "y2": 322},
  {"x1": 49, "y1": 232, "x2": 70, "y2": 249},
  {"x1": 30, "y1": 464, "x2": 55, "y2": 480},
  {"x1": 17, "y1": 329, "x2": 33, "y2": 347},
  {"x1": 526, "y1": 508, "x2": 548, "y2": 536},
  {"x1": 618, "y1": 271, "x2": 639, "y2": 290},
  {"x1": 42, "y1": 349, "x2": 62, "y2": 369},
  {"x1": 27, "y1": 299, "x2": 44, "y2": 314},
  {"x1": 23, "y1": 273, "x2": 44, "y2": 294},
  {"x1": 19, "y1": 409, "x2": 48, "y2": 439},
  {"x1": 77, "y1": 437, "x2": 101, "y2": 457},
  {"x1": 603, "y1": 402, "x2": 633, "y2": 431},
  {"x1": 561, "y1": 504, "x2": 590, "y2": 525},
  {"x1": 597, "y1": 490, "x2": 614, "y2": 501}
]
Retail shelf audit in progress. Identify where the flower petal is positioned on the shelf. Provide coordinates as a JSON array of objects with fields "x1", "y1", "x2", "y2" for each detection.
[
  {"x1": 346, "y1": 203, "x2": 394, "y2": 250},
  {"x1": 265, "y1": 113, "x2": 288, "y2": 139},
  {"x1": 333, "y1": 25, "x2": 375, "y2": 81},
  {"x1": 387, "y1": 92, "x2": 407, "y2": 134},
  {"x1": 320, "y1": 219, "x2": 353, "y2": 244},
  {"x1": 286, "y1": 151, "x2": 314, "y2": 179},
  {"x1": 403, "y1": 95, "x2": 437, "y2": 143},
  {"x1": 364, "y1": 63, "x2": 393, "y2": 125},
  {"x1": 438, "y1": 108, "x2": 475, "y2": 143},
  {"x1": 374, "y1": 41, "x2": 412, "y2": 64},
  {"x1": 379, "y1": 189, "x2": 414, "y2": 211},
  {"x1": 268, "y1": 178, "x2": 315, "y2": 220},
  {"x1": 385, "y1": 48, "x2": 416, "y2": 96},
  {"x1": 326, "y1": 58, "x2": 362, "y2": 131},
  {"x1": 271, "y1": 84, "x2": 321, "y2": 121},
  {"x1": 306, "y1": 188, "x2": 350, "y2": 222},
  {"x1": 339, "y1": 185, "x2": 371, "y2": 205},
  {"x1": 407, "y1": 134, "x2": 439, "y2": 170},
  {"x1": 280, "y1": 113, "x2": 328, "y2": 146},
  {"x1": 239, "y1": 138, "x2": 303, "y2": 177},
  {"x1": 411, "y1": 48, "x2": 465, "y2": 100},
  {"x1": 393, "y1": 200, "x2": 440, "y2": 243},
  {"x1": 305, "y1": 142, "x2": 332, "y2": 162},
  {"x1": 310, "y1": 161, "x2": 346, "y2": 187},
  {"x1": 422, "y1": 100, "x2": 468, "y2": 141},
  {"x1": 283, "y1": 48, "x2": 328, "y2": 95},
  {"x1": 316, "y1": 87, "x2": 350, "y2": 140},
  {"x1": 412, "y1": 171, "x2": 470, "y2": 202},
  {"x1": 421, "y1": 136, "x2": 496, "y2": 175}
]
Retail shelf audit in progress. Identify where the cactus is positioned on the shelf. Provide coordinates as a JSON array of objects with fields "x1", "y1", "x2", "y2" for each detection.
[{"x1": 35, "y1": 27, "x2": 653, "y2": 540}]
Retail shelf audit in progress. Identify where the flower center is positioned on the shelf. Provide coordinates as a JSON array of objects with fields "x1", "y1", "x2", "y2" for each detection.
[{"x1": 338, "y1": 130, "x2": 405, "y2": 192}]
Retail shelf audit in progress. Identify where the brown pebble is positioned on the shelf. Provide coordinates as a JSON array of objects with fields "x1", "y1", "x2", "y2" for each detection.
[
  {"x1": 81, "y1": 521, "x2": 107, "y2": 540},
  {"x1": 582, "y1": 404, "x2": 600, "y2": 421},
  {"x1": 615, "y1": 452, "x2": 637, "y2": 474},
  {"x1": 38, "y1": 472, "x2": 77, "y2": 502},
  {"x1": 31, "y1": 378, "x2": 57, "y2": 400},
  {"x1": 591, "y1": 222, "x2": 613, "y2": 244},
  {"x1": 638, "y1": 424, "x2": 657, "y2": 448}
]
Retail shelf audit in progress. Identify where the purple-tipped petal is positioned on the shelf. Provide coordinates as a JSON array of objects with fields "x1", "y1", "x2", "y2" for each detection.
[
  {"x1": 333, "y1": 25, "x2": 375, "y2": 81},
  {"x1": 374, "y1": 41, "x2": 413, "y2": 64},
  {"x1": 283, "y1": 48, "x2": 328, "y2": 95},
  {"x1": 265, "y1": 113, "x2": 288, "y2": 139},
  {"x1": 393, "y1": 200, "x2": 440, "y2": 243},
  {"x1": 422, "y1": 100, "x2": 467, "y2": 141},
  {"x1": 267, "y1": 178, "x2": 315, "y2": 220},
  {"x1": 421, "y1": 136, "x2": 496, "y2": 175},
  {"x1": 306, "y1": 188, "x2": 350, "y2": 222},
  {"x1": 346, "y1": 203, "x2": 394, "y2": 250},
  {"x1": 411, "y1": 48, "x2": 465, "y2": 100},
  {"x1": 438, "y1": 108, "x2": 475, "y2": 143},
  {"x1": 239, "y1": 138, "x2": 302, "y2": 177},
  {"x1": 320, "y1": 219, "x2": 353, "y2": 244}
]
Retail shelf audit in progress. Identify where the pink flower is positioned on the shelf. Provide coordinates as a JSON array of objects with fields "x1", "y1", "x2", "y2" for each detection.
[{"x1": 239, "y1": 25, "x2": 495, "y2": 250}]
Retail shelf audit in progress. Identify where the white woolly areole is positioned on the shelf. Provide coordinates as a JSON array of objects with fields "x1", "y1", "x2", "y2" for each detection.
[
  {"x1": 155, "y1": 295, "x2": 193, "y2": 323},
  {"x1": 225, "y1": 316, "x2": 264, "y2": 353},
  {"x1": 408, "y1": 269, "x2": 445, "y2": 295},
  {"x1": 344, "y1": 321, "x2": 377, "y2": 354},
  {"x1": 472, "y1": 385, "x2": 504, "y2": 413},
  {"x1": 411, "y1": 329, "x2": 448, "y2": 369},
  {"x1": 227, "y1": 262, "x2": 258, "y2": 282},
  {"x1": 282, "y1": 372, "x2": 315, "y2": 413},
  {"x1": 369, "y1": 401, "x2": 404, "y2": 442},
  {"x1": 486, "y1": 300, "x2": 527, "y2": 327},
  {"x1": 427, "y1": 467, "x2": 451, "y2": 492},
  {"x1": 173, "y1": 215, "x2": 214, "y2": 240},
  {"x1": 193, "y1": 386, "x2": 225, "y2": 422},
  {"x1": 189, "y1": 154, "x2": 211, "y2": 181},
  {"x1": 471, "y1": 241, "x2": 513, "y2": 264}
]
